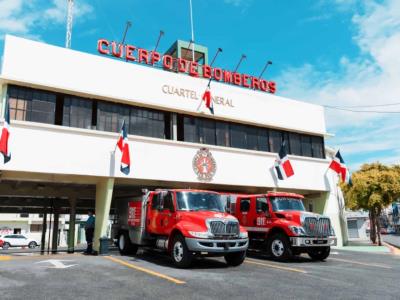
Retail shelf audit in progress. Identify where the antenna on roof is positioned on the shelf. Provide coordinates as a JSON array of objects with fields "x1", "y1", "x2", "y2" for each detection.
[
  {"x1": 153, "y1": 30, "x2": 164, "y2": 53},
  {"x1": 209, "y1": 47, "x2": 223, "y2": 67},
  {"x1": 121, "y1": 21, "x2": 132, "y2": 45},
  {"x1": 257, "y1": 60, "x2": 273, "y2": 80},
  {"x1": 233, "y1": 54, "x2": 246, "y2": 73},
  {"x1": 189, "y1": 0, "x2": 195, "y2": 62},
  {"x1": 65, "y1": 0, "x2": 74, "y2": 48}
]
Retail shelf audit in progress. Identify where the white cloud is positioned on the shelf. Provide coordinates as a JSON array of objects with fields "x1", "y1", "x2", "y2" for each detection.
[
  {"x1": 276, "y1": 0, "x2": 400, "y2": 167},
  {"x1": 44, "y1": 0, "x2": 93, "y2": 24},
  {"x1": 0, "y1": 0, "x2": 93, "y2": 40}
]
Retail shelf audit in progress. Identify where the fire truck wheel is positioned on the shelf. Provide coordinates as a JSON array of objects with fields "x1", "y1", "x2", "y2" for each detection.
[
  {"x1": 118, "y1": 231, "x2": 138, "y2": 255},
  {"x1": 224, "y1": 251, "x2": 246, "y2": 266},
  {"x1": 268, "y1": 233, "x2": 292, "y2": 261},
  {"x1": 171, "y1": 234, "x2": 193, "y2": 268},
  {"x1": 307, "y1": 247, "x2": 330, "y2": 261}
]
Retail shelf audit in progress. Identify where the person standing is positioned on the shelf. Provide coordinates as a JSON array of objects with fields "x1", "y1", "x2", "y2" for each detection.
[{"x1": 84, "y1": 209, "x2": 95, "y2": 254}]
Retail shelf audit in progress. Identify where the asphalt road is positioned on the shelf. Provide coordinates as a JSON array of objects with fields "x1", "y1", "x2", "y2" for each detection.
[{"x1": 0, "y1": 248, "x2": 399, "y2": 300}]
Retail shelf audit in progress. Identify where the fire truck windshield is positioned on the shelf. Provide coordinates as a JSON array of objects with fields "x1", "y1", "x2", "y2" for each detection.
[
  {"x1": 176, "y1": 192, "x2": 225, "y2": 212},
  {"x1": 271, "y1": 197, "x2": 305, "y2": 212}
]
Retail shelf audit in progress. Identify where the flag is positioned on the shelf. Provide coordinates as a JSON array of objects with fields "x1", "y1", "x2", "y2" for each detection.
[
  {"x1": 274, "y1": 140, "x2": 294, "y2": 180},
  {"x1": 200, "y1": 87, "x2": 214, "y2": 114},
  {"x1": 116, "y1": 120, "x2": 130, "y2": 175},
  {"x1": 0, "y1": 97, "x2": 11, "y2": 164},
  {"x1": 328, "y1": 150, "x2": 350, "y2": 184}
]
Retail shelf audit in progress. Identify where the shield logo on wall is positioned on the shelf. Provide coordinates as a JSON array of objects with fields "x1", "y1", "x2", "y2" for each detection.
[{"x1": 192, "y1": 148, "x2": 217, "y2": 182}]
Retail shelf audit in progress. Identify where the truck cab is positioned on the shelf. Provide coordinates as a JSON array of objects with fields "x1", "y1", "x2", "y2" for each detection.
[
  {"x1": 115, "y1": 189, "x2": 249, "y2": 268},
  {"x1": 227, "y1": 192, "x2": 336, "y2": 261}
]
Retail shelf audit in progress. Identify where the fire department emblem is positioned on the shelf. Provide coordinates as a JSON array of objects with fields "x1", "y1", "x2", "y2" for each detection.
[{"x1": 192, "y1": 148, "x2": 217, "y2": 182}]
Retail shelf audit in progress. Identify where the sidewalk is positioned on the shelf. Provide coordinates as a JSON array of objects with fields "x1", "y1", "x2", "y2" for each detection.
[{"x1": 333, "y1": 239, "x2": 391, "y2": 253}]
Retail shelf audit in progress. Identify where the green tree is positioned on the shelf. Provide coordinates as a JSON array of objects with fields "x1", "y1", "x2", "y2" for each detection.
[{"x1": 341, "y1": 163, "x2": 400, "y2": 245}]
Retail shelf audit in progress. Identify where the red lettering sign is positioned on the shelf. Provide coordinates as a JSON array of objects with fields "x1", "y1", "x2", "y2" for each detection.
[
  {"x1": 96, "y1": 39, "x2": 277, "y2": 94},
  {"x1": 128, "y1": 201, "x2": 142, "y2": 227}
]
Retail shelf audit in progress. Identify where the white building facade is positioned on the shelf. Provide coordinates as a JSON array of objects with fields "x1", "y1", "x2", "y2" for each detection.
[{"x1": 0, "y1": 35, "x2": 347, "y2": 249}]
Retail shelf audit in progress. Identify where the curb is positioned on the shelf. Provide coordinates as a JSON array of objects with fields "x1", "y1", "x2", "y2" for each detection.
[{"x1": 382, "y1": 242, "x2": 400, "y2": 256}]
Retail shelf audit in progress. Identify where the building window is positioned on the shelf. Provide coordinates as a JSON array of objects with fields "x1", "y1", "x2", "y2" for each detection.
[
  {"x1": 183, "y1": 116, "x2": 198, "y2": 143},
  {"x1": 246, "y1": 127, "x2": 258, "y2": 150},
  {"x1": 289, "y1": 133, "x2": 302, "y2": 156},
  {"x1": 216, "y1": 121, "x2": 230, "y2": 147},
  {"x1": 198, "y1": 118, "x2": 216, "y2": 145},
  {"x1": 20, "y1": 213, "x2": 29, "y2": 218},
  {"x1": 8, "y1": 85, "x2": 56, "y2": 124},
  {"x1": 311, "y1": 136, "x2": 325, "y2": 158},
  {"x1": 258, "y1": 128, "x2": 269, "y2": 152},
  {"x1": 30, "y1": 224, "x2": 43, "y2": 232},
  {"x1": 63, "y1": 96, "x2": 93, "y2": 129},
  {"x1": 301, "y1": 135, "x2": 312, "y2": 157},
  {"x1": 269, "y1": 129, "x2": 282, "y2": 153},
  {"x1": 129, "y1": 107, "x2": 166, "y2": 139},
  {"x1": 97, "y1": 101, "x2": 130, "y2": 133},
  {"x1": 230, "y1": 124, "x2": 247, "y2": 149}
]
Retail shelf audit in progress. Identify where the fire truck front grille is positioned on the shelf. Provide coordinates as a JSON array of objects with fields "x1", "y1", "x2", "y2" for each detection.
[
  {"x1": 303, "y1": 217, "x2": 331, "y2": 237},
  {"x1": 209, "y1": 220, "x2": 239, "y2": 236}
]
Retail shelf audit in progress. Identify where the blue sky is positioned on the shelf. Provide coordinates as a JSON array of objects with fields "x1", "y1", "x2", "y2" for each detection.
[{"x1": 0, "y1": 0, "x2": 399, "y2": 170}]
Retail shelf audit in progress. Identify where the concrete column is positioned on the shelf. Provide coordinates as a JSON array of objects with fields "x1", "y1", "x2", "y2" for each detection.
[
  {"x1": 67, "y1": 196, "x2": 77, "y2": 253},
  {"x1": 40, "y1": 211, "x2": 47, "y2": 254},
  {"x1": 93, "y1": 178, "x2": 114, "y2": 252},
  {"x1": 51, "y1": 210, "x2": 60, "y2": 253}
]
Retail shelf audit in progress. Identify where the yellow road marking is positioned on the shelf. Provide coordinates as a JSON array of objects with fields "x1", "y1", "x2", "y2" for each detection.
[
  {"x1": 329, "y1": 257, "x2": 392, "y2": 269},
  {"x1": 0, "y1": 256, "x2": 12, "y2": 261},
  {"x1": 245, "y1": 259, "x2": 307, "y2": 274},
  {"x1": 105, "y1": 256, "x2": 186, "y2": 285}
]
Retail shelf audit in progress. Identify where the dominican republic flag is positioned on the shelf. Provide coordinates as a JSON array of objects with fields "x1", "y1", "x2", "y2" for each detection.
[
  {"x1": 116, "y1": 120, "x2": 130, "y2": 175},
  {"x1": 274, "y1": 141, "x2": 294, "y2": 180},
  {"x1": 200, "y1": 87, "x2": 214, "y2": 114},
  {"x1": 0, "y1": 97, "x2": 11, "y2": 164},
  {"x1": 328, "y1": 150, "x2": 351, "y2": 184}
]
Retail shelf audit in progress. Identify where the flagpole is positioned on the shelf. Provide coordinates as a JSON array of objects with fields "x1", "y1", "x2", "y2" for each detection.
[
  {"x1": 197, "y1": 48, "x2": 223, "y2": 112},
  {"x1": 114, "y1": 119, "x2": 124, "y2": 153},
  {"x1": 189, "y1": 0, "x2": 195, "y2": 62}
]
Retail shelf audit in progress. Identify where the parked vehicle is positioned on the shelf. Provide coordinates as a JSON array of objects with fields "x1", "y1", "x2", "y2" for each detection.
[
  {"x1": 387, "y1": 227, "x2": 396, "y2": 234},
  {"x1": 113, "y1": 189, "x2": 249, "y2": 268},
  {"x1": 0, "y1": 234, "x2": 40, "y2": 249},
  {"x1": 225, "y1": 192, "x2": 337, "y2": 261}
]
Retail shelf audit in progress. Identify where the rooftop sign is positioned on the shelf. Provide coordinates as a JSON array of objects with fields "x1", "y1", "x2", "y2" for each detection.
[{"x1": 97, "y1": 39, "x2": 276, "y2": 94}]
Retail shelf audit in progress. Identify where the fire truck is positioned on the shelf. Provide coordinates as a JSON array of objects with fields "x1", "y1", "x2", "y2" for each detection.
[
  {"x1": 224, "y1": 192, "x2": 337, "y2": 261},
  {"x1": 113, "y1": 189, "x2": 249, "y2": 268}
]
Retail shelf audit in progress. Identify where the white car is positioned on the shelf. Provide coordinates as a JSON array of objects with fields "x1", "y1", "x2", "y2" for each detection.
[{"x1": 0, "y1": 234, "x2": 40, "y2": 249}]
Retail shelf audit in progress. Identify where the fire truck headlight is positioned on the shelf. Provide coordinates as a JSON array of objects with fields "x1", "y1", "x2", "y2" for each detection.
[
  {"x1": 289, "y1": 226, "x2": 306, "y2": 236},
  {"x1": 189, "y1": 231, "x2": 213, "y2": 239},
  {"x1": 239, "y1": 231, "x2": 248, "y2": 239}
]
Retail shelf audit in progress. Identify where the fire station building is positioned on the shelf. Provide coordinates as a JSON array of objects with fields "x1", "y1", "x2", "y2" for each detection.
[{"x1": 0, "y1": 35, "x2": 347, "y2": 251}]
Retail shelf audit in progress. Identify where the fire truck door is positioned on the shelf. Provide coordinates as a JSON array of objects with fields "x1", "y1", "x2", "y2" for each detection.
[
  {"x1": 146, "y1": 192, "x2": 163, "y2": 235},
  {"x1": 255, "y1": 197, "x2": 269, "y2": 228},
  {"x1": 159, "y1": 192, "x2": 176, "y2": 235},
  {"x1": 236, "y1": 197, "x2": 252, "y2": 227}
]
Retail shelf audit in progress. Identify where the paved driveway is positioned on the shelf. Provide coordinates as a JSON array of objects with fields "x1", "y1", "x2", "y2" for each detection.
[{"x1": 0, "y1": 248, "x2": 399, "y2": 300}]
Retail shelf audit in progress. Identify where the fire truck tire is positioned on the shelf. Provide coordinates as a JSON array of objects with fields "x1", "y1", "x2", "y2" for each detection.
[
  {"x1": 224, "y1": 251, "x2": 246, "y2": 266},
  {"x1": 307, "y1": 247, "x2": 330, "y2": 261},
  {"x1": 267, "y1": 233, "x2": 292, "y2": 261},
  {"x1": 171, "y1": 234, "x2": 193, "y2": 268},
  {"x1": 118, "y1": 231, "x2": 138, "y2": 255}
]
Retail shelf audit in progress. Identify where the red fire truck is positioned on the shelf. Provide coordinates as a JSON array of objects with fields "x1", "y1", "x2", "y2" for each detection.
[
  {"x1": 225, "y1": 192, "x2": 337, "y2": 261},
  {"x1": 113, "y1": 189, "x2": 249, "y2": 268}
]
